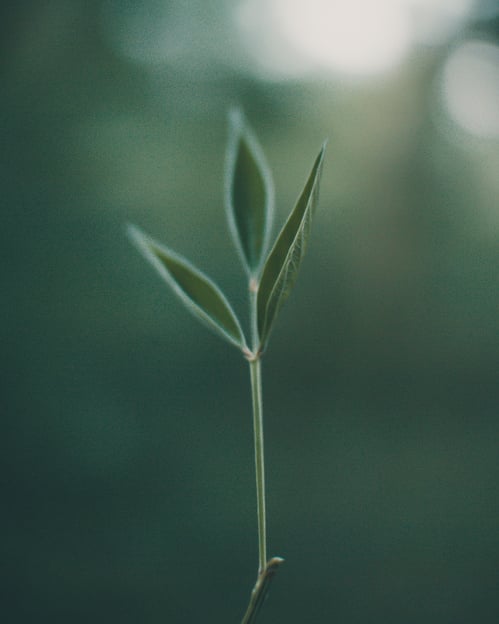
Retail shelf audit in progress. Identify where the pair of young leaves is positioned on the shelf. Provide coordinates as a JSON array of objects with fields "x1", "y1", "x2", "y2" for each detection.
[{"x1": 129, "y1": 110, "x2": 326, "y2": 357}]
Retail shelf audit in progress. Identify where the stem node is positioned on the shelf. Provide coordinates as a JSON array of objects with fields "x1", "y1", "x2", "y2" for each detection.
[{"x1": 241, "y1": 557, "x2": 285, "y2": 624}]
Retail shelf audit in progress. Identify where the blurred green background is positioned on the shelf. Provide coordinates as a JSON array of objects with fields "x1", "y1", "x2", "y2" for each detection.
[{"x1": 2, "y1": 1, "x2": 499, "y2": 622}]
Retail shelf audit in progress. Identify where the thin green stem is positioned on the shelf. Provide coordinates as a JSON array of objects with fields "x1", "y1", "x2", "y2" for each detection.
[
  {"x1": 241, "y1": 278, "x2": 283, "y2": 624},
  {"x1": 249, "y1": 277, "x2": 259, "y2": 354},
  {"x1": 249, "y1": 356, "x2": 266, "y2": 573}
]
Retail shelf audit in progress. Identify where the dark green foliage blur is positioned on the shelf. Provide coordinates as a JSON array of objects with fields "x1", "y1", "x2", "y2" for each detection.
[{"x1": 2, "y1": 2, "x2": 498, "y2": 623}]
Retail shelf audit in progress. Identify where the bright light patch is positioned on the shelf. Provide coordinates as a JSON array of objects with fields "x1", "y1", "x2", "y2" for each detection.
[
  {"x1": 236, "y1": 0, "x2": 412, "y2": 78},
  {"x1": 274, "y1": 0, "x2": 411, "y2": 76},
  {"x1": 442, "y1": 41, "x2": 499, "y2": 138}
]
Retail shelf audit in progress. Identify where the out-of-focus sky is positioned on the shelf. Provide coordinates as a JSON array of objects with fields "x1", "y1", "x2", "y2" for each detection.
[{"x1": 2, "y1": 2, "x2": 499, "y2": 623}]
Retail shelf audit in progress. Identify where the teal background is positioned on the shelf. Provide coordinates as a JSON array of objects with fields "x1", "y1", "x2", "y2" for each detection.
[{"x1": 2, "y1": 2, "x2": 499, "y2": 622}]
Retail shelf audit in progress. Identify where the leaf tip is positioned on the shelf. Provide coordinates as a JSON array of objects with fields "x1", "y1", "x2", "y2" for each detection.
[
  {"x1": 227, "y1": 105, "x2": 245, "y2": 134},
  {"x1": 126, "y1": 221, "x2": 140, "y2": 241},
  {"x1": 126, "y1": 222, "x2": 154, "y2": 258},
  {"x1": 317, "y1": 140, "x2": 328, "y2": 167},
  {"x1": 126, "y1": 222, "x2": 145, "y2": 248}
]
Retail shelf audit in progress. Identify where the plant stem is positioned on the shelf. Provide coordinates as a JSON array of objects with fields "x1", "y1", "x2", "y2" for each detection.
[
  {"x1": 240, "y1": 279, "x2": 283, "y2": 624},
  {"x1": 249, "y1": 277, "x2": 259, "y2": 353},
  {"x1": 249, "y1": 356, "x2": 266, "y2": 573},
  {"x1": 248, "y1": 278, "x2": 266, "y2": 572},
  {"x1": 241, "y1": 557, "x2": 284, "y2": 624}
]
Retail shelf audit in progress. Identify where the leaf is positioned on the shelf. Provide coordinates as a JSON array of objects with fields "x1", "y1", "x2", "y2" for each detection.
[
  {"x1": 256, "y1": 143, "x2": 326, "y2": 351},
  {"x1": 225, "y1": 108, "x2": 274, "y2": 277},
  {"x1": 128, "y1": 225, "x2": 247, "y2": 350}
]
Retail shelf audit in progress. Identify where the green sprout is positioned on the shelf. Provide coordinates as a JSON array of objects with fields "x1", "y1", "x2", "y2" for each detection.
[{"x1": 128, "y1": 109, "x2": 326, "y2": 623}]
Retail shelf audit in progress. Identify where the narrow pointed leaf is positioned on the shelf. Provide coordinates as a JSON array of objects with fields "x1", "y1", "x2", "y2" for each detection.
[
  {"x1": 257, "y1": 144, "x2": 326, "y2": 350},
  {"x1": 225, "y1": 108, "x2": 274, "y2": 277},
  {"x1": 128, "y1": 225, "x2": 247, "y2": 350}
]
